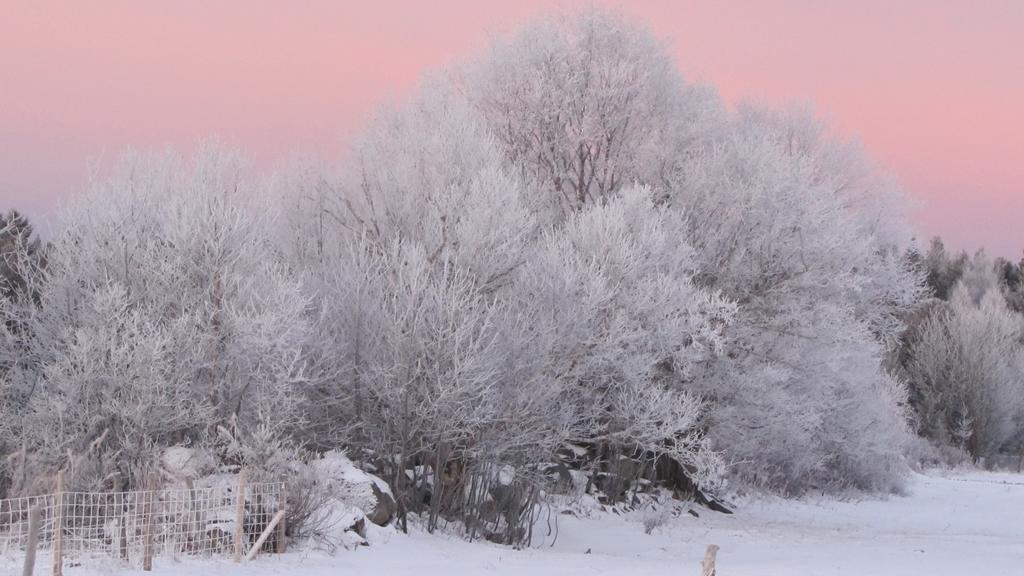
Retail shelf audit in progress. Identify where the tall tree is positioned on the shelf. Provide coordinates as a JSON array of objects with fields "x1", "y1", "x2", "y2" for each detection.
[
  {"x1": 672, "y1": 105, "x2": 925, "y2": 493},
  {"x1": 463, "y1": 8, "x2": 925, "y2": 494},
  {"x1": 466, "y1": 8, "x2": 720, "y2": 216}
]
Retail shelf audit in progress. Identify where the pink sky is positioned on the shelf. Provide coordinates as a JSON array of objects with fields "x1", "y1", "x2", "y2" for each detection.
[{"x1": 1, "y1": 0, "x2": 1021, "y2": 256}]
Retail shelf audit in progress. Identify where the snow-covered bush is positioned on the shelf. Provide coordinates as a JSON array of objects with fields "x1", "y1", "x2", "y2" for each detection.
[
  {"x1": 301, "y1": 235, "x2": 563, "y2": 544},
  {"x1": 642, "y1": 501, "x2": 671, "y2": 535},
  {"x1": 673, "y1": 106, "x2": 924, "y2": 493},
  {"x1": 514, "y1": 187, "x2": 733, "y2": 492},
  {"x1": 1, "y1": 147, "x2": 309, "y2": 491}
]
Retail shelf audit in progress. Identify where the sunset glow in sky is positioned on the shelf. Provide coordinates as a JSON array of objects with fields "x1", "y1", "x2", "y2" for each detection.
[{"x1": 1, "y1": 1, "x2": 1021, "y2": 256}]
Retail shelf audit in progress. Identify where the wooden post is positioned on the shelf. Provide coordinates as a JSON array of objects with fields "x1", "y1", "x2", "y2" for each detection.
[
  {"x1": 22, "y1": 505, "x2": 41, "y2": 576},
  {"x1": 701, "y1": 544, "x2": 719, "y2": 576},
  {"x1": 51, "y1": 471, "x2": 64, "y2": 576},
  {"x1": 233, "y1": 469, "x2": 247, "y2": 563},
  {"x1": 142, "y1": 476, "x2": 156, "y2": 571},
  {"x1": 185, "y1": 478, "x2": 198, "y2": 555},
  {"x1": 244, "y1": 510, "x2": 285, "y2": 562},
  {"x1": 118, "y1": 512, "x2": 128, "y2": 562},
  {"x1": 276, "y1": 482, "x2": 287, "y2": 554}
]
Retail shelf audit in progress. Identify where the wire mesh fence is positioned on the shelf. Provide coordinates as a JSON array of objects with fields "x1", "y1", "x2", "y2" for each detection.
[{"x1": 0, "y1": 476, "x2": 286, "y2": 574}]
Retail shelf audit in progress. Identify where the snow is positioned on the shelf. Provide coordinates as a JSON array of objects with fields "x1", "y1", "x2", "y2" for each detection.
[
  {"x1": 161, "y1": 446, "x2": 215, "y2": 481},
  {"x1": 14, "y1": 470, "x2": 1022, "y2": 575},
  {"x1": 313, "y1": 450, "x2": 393, "y2": 498}
]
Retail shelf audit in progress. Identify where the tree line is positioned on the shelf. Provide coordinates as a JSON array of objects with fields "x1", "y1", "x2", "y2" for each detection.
[
  {"x1": 1, "y1": 9, "x2": 1016, "y2": 544},
  {"x1": 895, "y1": 239, "x2": 1024, "y2": 466}
]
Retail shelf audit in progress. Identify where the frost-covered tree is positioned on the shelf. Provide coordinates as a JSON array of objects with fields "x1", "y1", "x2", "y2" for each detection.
[
  {"x1": 1, "y1": 148, "x2": 309, "y2": 490},
  {"x1": 289, "y1": 79, "x2": 539, "y2": 444},
  {"x1": 465, "y1": 9, "x2": 924, "y2": 494},
  {"x1": 0, "y1": 212, "x2": 44, "y2": 447},
  {"x1": 466, "y1": 8, "x2": 720, "y2": 216},
  {"x1": 17, "y1": 286, "x2": 208, "y2": 490},
  {"x1": 281, "y1": 83, "x2": 568, "y2": 540},
  {"x1": 284, "y1": 72, "x2": 737, "y2": 537},
  {"x1": 923, "y1": 237, "x2": 969, "y2": 301},
  {"x1": 515, "y1": 187, "x2": 734, "y2": 492},
  {"x1": 903, "y1": 257, "x2": 1024, "y2": 460},
  {"x1": 335, "y1": 79, "x2": 534, "y2": 285},
  {"x1": 0, "y1": 210, "x2": 42, "y2": 305},
  {"x1": 0, "y1": 211, "x2": 44, "y2": 488},
  {"x1": 672, "y1": 106, "x2": 925, "y2": 493},
  {"x1": 994, "y1": 256, "x2": 1024, "y2": 314},
  {"x1": 458, "y1": 8, "x2": 927, "y2": 495}
]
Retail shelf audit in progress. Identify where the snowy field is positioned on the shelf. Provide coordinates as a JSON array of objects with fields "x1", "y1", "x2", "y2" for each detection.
[{"x1": 28, "y1": 469, "x2": 1023, "y2": 576}]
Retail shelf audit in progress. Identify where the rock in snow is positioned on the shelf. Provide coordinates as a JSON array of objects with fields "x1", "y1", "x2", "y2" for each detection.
[{"x1": 311, "y1": 450, "x2": 396, "y2": 528}]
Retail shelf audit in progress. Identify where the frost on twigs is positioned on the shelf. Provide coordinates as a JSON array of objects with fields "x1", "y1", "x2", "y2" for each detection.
[{"x1": 0, "y1": 9, "x2": 935, "y2": 549}]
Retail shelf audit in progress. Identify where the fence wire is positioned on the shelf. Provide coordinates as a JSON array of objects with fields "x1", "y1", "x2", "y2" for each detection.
[{"x1": 0, "y1": 481, "x2": 285, "y2": 571}]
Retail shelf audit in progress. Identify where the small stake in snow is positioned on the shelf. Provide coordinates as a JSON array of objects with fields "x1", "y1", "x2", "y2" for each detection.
[{"x1": 701, "y1": 544, "x2": 719, "y2": 576}]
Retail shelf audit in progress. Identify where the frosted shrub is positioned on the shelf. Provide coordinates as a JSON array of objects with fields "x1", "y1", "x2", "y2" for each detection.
[
  {"x1": 673, "y1": 107, "x2": 923, "y2": 494},
  {"x1": 642, "y1": 504, "x2": 671, "y2": 535},
  {"x1": 1, "y1": 148, "x2": 309, "y2": 490},
  {"x1": 514, "y1": 188, "x2": 733, "y2": 495}
]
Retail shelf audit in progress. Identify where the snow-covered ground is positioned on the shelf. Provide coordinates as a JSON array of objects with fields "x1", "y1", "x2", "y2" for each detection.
[{"x1": 21, "y1": 470, "x2": 1024, "y2": 576}]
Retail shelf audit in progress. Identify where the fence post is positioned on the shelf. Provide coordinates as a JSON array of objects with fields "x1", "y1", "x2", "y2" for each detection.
[
  {"x1": 233, "y1": 469, "x2": 247, "y2": 563},
  {"x1": 245, "y1": 509, "x2": 285, "y2": 562},
  {"x1": 119, "y1": 512, "x2": 128, "y2": 562},
  {"x1": 701, "y1": 544, "x2": 719, "y2": 576},
  {"x1": 115, "y1": 474, "x2": 128, "y2": 562},
  {"x1": 185, "y1": 478, "x2": 198, "y2": 556},
  {"x1": 276, "y1": 482, "x2": 287, "y2": 554},
  {"x1": 142, "y1": 476, "x2": 155, "y2": 571},
  {"x1": 22, "y1": 504, "x2": 41, "y2": 576},
  {"x1": 51, "y1": 470, "x2": 64, "y2": 576}
]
